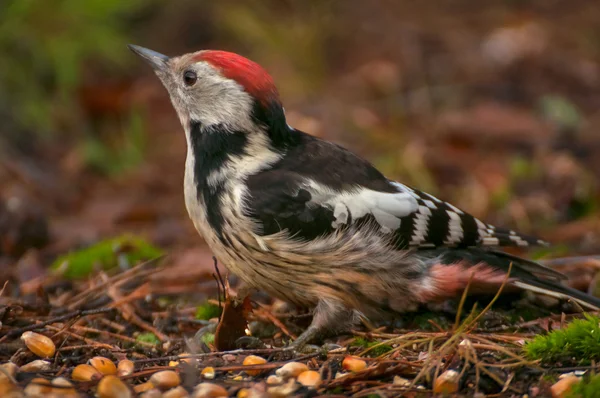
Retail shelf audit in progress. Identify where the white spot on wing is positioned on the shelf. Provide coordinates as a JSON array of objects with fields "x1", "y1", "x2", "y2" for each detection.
[
  {"x1": 423, "y1": 200, "x2": 437, "y2": 209},
  {"x1": 308, "y1": 180, "x2": 419, "y2": 232},
  {"x1": 509, "y1": 234, "x2": 529, "y2": 247},
  {"x1": 444, "y1": 210, "x2": 463, "y2": 245},
  {"x1": 446, "y1": 203, "x2": 464, "y2": 214},
  {"x1": 483, "y1": 237, "x2": 500, "y2": 246}
]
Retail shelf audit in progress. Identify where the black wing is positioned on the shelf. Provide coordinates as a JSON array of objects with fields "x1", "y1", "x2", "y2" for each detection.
[{"x1": 245, "y1": 130, "x2": 547, "y2": 249}]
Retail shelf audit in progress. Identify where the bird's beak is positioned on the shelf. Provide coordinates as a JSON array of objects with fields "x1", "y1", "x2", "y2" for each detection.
[{"x1": 128, "y1": 44, "x2": 169, "y2": 72}]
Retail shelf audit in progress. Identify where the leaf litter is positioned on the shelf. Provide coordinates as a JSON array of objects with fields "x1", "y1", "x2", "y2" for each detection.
[{"x1": 2, "y1": 247, "x2": 600, "y2": 397}]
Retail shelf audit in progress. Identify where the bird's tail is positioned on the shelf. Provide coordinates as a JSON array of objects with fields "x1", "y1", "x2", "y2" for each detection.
[
  {"x1": 420, "y1": 248, "x2": 600, "y2": 310},
  {"x1": 512, "y1": 279, "x2": 600, "y2": 310}
]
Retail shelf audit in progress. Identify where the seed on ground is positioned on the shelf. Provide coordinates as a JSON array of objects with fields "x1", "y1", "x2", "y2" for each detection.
[
  {"x1": 117, "y1": 359, "x2": 134, "y2": 377},
  {"x1": 297, "y1": 370, "x2": 322, "y2": 388},
  {"x1": 71, "y1": 364, "x2": 102, "y2": 382},
  {"x1": 97, "y1": 375, "x2": 132, "y2": 398},
  {"x1": 433, "y1": 370, "x2": 460, "y2": 394},
  {"x1": 21, "y1": 331, "x2": 55, "y2": 358},
  {"x1": 89, "y1": 356, "x2": 117, "y2": 376},
  {"x1": 276, "y1": 362, "x2": 308, "y2": 378},
  {"x1": 342, "y1": 356, "x2": 367, "y2": 372},
  {"x1": 192, "y1": 382, "x2": 228, "y2": 397},
  {"x1": 242, "y1": 355, "x2": 267, "y2": 376},
  {"x1": 149, "y1": 370, "x2": 181, "y2": 390}
]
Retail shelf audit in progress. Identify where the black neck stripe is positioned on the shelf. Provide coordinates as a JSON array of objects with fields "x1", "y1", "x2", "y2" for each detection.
[{"x1": 189, "y1": 121, "x2": 248, "y2": 237}]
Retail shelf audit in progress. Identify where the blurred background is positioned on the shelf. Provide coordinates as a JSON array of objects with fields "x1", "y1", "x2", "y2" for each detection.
[{"x1": 1, "y1": 0, "x2": 600, "y2": 281}]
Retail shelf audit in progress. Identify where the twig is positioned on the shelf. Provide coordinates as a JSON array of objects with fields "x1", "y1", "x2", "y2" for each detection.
[
  {"x1": 0, "y1": 308, "x2": 115, "y2": 339},
  {"x1": 253, "y1": 305, "x2": 297, "y2": 339},
  {"x1": 44, "y1": 325, "x2": 116, "y2": 351},
  {"x1": 130, "y1": 348, "x2": 313, "y2": 364},
  {"x1": 455, "y1": 272, "x2": 474, "y2": 329},
  {"x1": 104, "y1": 274, "x2": 169, "y2": 342},
  {"x1": 464, "y1": 262, "x2": 513, "y2": 330},
  {"x1": 66, "y1": 324, "x2": 157, "y2": 348},
  {"x1": 67, "y1": 256, "x2": 164, "y2": 310}
]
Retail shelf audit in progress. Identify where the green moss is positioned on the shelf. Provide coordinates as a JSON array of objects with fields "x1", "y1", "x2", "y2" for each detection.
[
  {"x1": 136, "y1": 332, "x2": 160, "y2": 345},
  {"x1": 411, "y1": 312, "x2": 451, "y2": 331},
  {"x1": 195, "y1": 302, "x2": 222, "y2": 320},
  {"x1": 327, "y1": 387, "x2": 345, "y2": 395},
  {"x1": 351, "y1": 337, "x2": 393, "y2": 357},
  {"x1": 51, "y1": 235, "x2": 163, "y2": 279},
  {"x1": 568, "y1": 374, "x2": 600, "y2": 398},
  {"x1": 524, "y1": 314, "x2": 600, "y2": 364}
]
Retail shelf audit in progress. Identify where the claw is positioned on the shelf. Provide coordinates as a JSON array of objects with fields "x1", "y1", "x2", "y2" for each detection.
[
  {"x1": 235, "y1": 335, "x2": 267, "y2": 349},
  {"x1": 188, "y1": 323, "x2": 218, "y2": 353}
]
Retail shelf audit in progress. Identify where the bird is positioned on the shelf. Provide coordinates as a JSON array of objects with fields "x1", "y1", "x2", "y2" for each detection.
[{"x1": 128, "y1": 44, "x2": 600, "y2": 349}]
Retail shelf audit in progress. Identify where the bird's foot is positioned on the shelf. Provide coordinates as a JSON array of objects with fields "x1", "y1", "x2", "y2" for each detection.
[
  {"x1": 235, "y1": 335, "x2": 267, "y2": 349},
  {"x1": 187, "y1": 322, "x2": 218, "y2": 353}
]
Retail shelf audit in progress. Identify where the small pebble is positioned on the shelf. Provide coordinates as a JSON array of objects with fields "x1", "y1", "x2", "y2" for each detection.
[{"x1": 393, "y1": 375, "x2": 411, "y2": 387}]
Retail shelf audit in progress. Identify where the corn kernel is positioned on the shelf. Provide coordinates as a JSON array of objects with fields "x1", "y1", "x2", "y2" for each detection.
[
  {"x1": 97, "y1": 375, "x2": 132, "y2": 398},
  {"x1": 242, "y1": 355, "x2": 266, "y2": 376},
  {"x1": 297, "y1": 370, "x2": 322, "y2": 388},
  {"x1": 21, "y1": 331, "x2": 55, "y2": 358}
]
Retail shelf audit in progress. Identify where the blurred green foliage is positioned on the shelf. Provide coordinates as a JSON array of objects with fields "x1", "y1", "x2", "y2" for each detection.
[
  {"x1": 82, "y1": 107, "x2": 147, "y2": 175},
  {"x1": 0, "y1": 0, "x2": 145, "y2": 133},
  {"x1": 195, "y1": 302, "x2": 222, "y2": 321},
  {"x1": 213, "y1": 0, "x2": 333, "y2": 98},
  {"x1": 51, "y1": 235, "x2": 163, "y2": 279},
  {"x1": 539, "y1": 95, "x2": 582, "y2": 131}
]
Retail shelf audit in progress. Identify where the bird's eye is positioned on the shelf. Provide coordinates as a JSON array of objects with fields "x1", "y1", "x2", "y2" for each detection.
[{"x1": 183, "y1": 70, "x2": 197, "y2": 86}]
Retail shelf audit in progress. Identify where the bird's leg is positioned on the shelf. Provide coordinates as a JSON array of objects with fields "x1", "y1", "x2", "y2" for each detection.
[
  {"x1": 287, "y1": 299, "x2": 356, "y2": 352},
  {"x1": 190, "y1": 322, "x2": 217, "y2": 353}
]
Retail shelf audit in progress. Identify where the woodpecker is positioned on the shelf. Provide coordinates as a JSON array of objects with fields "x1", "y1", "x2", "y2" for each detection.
[{"x1": 129, "y1": 45, "x2": 600, "y2": 348}]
